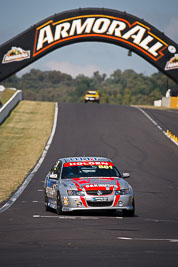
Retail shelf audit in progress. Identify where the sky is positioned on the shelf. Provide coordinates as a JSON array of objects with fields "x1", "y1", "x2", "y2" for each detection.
[{"x1": 1, "y1": 0, "x2": 178, "y2": 78}]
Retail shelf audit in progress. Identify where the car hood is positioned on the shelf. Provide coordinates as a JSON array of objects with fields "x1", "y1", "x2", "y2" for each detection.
[
  {"x1": 85, "y1": 94, "x2": 98, "y2": 97},
  {"x1": 61, "y1": 177, "x2": 128, "y2": 191}
]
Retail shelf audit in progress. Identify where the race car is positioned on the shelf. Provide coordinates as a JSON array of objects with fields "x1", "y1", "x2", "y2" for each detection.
[
  {"x1": 84, "y1": 90, "x2": 100, "y2": 103},
  {"x1": 44, "y1": 157, "x2": 135, "y2": 216}
]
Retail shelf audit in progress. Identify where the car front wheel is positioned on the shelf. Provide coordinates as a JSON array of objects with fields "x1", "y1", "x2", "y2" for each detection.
[{"x1": 56, "y1": 192, "x2": 63, "y2": 215}]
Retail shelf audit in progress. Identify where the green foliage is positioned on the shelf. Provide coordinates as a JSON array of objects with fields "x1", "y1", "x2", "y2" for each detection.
[{"x1": 3, "y1": 68, "x2": 178, "y2": 105}]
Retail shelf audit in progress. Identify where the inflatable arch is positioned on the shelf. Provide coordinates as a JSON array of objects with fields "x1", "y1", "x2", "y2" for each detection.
[{"x1": 0, "y1": 8, "x2": 178, "y2": 82}]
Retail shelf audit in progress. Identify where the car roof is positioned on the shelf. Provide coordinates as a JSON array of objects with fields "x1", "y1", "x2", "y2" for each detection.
[
  {"x1": 60, "y1": 157, "x2": 113, "y2": 164},
  {"x1": 87, "y1": 91, "x2": 98, "y2": 93}
]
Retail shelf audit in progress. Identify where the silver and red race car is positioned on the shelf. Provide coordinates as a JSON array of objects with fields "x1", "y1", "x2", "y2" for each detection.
[{"x1": 44, "y1": 157, "x2": 135, "y2": 216}]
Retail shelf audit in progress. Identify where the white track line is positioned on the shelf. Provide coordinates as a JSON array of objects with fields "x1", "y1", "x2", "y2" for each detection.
[
  {"x1": 33, "y1": 215, "x2": 123, "y2": 220},
  {"x1": 144, "y1": 218, "x2": 178, "y2": 223},
  {"x1": 0, "y1": 103, "x2": 58, "y2": 213},
  {"x1": 134, "y1": 106, "x2": 178, "y2": 147},
  {"x1": 117, "y1": 237, "x2": 178, "y2": 243}
]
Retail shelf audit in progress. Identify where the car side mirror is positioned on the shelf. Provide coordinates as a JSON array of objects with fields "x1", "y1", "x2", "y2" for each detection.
[
  {"x1": 122, "y1": 172, "x2": 130, "y2": 179},
  {"x1": 49, "y1": 173, "x2": 58, "y2": 179}
]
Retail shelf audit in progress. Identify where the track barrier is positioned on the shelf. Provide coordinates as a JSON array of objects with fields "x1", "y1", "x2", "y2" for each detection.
[{"x1": 0, "y1": 89, "x2": 23, "y2": 124}]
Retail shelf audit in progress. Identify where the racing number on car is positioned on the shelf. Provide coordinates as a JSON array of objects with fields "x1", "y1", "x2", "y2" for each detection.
[{"x1": 98, "y1": 165, "x2": 113, "y2": 169}]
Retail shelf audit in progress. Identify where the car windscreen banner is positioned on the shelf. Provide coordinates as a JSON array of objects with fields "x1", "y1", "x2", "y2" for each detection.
[
  {"x1": 64, "y1": 161, "x2": 114, "y2": 167},
  {"x1": 0, "y1": 8, "x2": 177, "y2": 82}
]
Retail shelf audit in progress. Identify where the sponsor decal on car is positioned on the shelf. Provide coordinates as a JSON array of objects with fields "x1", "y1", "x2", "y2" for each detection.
[
  {"x1": 75, "y1": 199, "x2": 82, "y2": 207},
  {"x1": 165, "y1": 54, "x2": 178, "y2": 70},
  {"x1": 2, "y1": 47, "x2": 30, "y2": 64},
  {"x1": 67, "y1": 157, "x2": 98, "y2": 161},
  {"x1": 84, "y1": 184, "x2": 114, "y2": 190},
  {"x1": 92, "y1": 197, "x2": 109, "y2": 202},
  {"x1": 33, "y1": 15, "x2": 168, "y2": 61},
  {"x1": 64, "y1": 161, "x2": 114, "y2": 167},
  {"x1": 63, "y1": 197, "x2": 69, "y2": 206}
]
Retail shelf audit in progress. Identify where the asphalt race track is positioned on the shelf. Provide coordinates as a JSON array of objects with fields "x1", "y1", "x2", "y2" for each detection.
[
  {"x1": 141, "y1": 108, "x2": 178, "y2": 134},
  {"x1": 0, "y1": 103, "x2": 178, "y2": 267}
]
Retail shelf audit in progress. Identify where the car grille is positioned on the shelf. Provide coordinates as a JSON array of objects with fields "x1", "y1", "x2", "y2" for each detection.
[
  {"x1": 86, "y1": 190, "x2": 113, "y2": 196},
  {"x1": 87, "y1": 201, "x2": 113, "y2": 207}
]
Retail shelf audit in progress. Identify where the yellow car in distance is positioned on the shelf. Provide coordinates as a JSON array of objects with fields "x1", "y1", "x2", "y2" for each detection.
[{"x1": 84, "y1": 90, "x2": 100, "y2": 103}]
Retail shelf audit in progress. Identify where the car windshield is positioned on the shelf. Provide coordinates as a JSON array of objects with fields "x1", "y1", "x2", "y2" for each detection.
[
  {"x1": 61, "y1": 161, "x2": 121, "y2": 179},
  {"x1": 87, "y1": 91, "x2": 97, "y2": 95}
]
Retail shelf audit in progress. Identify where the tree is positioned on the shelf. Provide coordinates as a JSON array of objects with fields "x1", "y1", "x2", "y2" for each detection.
[{"x1": 2, "y1": 68, "x2": 177, "y2": 105}]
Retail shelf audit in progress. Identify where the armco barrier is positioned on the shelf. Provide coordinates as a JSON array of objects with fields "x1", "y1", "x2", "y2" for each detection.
[{"x1": 0, "y1": 90, "x2": 23, "y2": 124}]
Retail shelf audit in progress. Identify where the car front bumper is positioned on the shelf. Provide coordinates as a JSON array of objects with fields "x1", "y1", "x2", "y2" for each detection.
[
  {"x1": 85, "y1": 97, "x2": 99, "y2": 102},
  {"x1": 61, "y1": 194, "x2": 134, "y2": 212}
]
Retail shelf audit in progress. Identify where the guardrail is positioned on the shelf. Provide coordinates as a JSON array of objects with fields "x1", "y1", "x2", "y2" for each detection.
[{"x1": 0, "y1": 90, "x2": 23, "y2": 124}]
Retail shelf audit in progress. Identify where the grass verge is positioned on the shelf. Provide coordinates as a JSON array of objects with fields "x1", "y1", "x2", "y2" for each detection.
[
  {"x1": 0, "y1": 100, "x2": 55, "y2": 203},
  {"x1": 1, "y1": 88, "x2": 16, "y2": 105}
]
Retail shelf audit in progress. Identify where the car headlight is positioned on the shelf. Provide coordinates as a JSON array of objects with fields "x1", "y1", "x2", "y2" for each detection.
[
  {"x1": 115, "y1": 188, "x2": 130, "y2": 195},
  {"x1": 67, "y1": 190, "x2": 85, "y2": 196}
]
